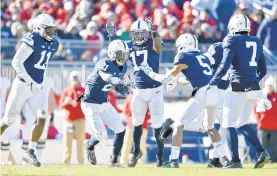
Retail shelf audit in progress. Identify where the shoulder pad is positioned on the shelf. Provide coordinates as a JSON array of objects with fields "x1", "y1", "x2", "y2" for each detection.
[
  {"x1": 174, "y1": 53, "x2": 186, "y2": 64},
  {"x1": 223, "y1": 35, "x2": 235, "y2": 48},
  {"x1": 21, "y1": 33, "x2": 34, "y2": 47}
]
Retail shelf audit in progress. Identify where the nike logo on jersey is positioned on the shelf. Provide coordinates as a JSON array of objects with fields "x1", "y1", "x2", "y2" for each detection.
[{"x1": 244, "y1": 88, "x2": 252, "y2": 91}]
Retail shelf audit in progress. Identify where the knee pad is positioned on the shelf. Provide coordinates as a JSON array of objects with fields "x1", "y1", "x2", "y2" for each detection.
[
  {"x1": 36, "y1": 140, "x2": 46, "y2": 150},
  {"x1": 1, "y1": 141, "x2": 10, "y2": 151},
  {"x1": 22, "y1": 140, "x2": 29, "y2": 150},
  {"x1": 94, "y1": 131, "x2": 107, "y2": 142},
  {"x1": 37, "y1": 109, "x2": 47, "y2": 119},
  {"x1": 114, "y1": 121, "x2": 125, "y2": 134}
]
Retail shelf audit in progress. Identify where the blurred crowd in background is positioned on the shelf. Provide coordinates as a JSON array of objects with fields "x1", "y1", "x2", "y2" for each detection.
[{"x1": 1, "y1": 0, "x2": 277, "y2": 62}]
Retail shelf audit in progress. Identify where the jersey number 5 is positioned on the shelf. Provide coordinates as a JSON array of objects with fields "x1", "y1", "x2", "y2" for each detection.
[
  {"x1": 34, "y1": 50, "x2": 51, "y2": 70},
  {"x1": 246, "y1": 42, "x2": 257, "y2": 67},
  {"x1": 196, "y1": 56, "x2": 213, "y2": 75}
]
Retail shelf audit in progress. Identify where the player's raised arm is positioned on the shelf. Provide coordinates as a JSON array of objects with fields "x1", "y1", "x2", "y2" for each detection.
[
  {"x1": 12, "y1": 37, "x2": 34, "y2": 84},
  {"x1": 106, "y1": 19, "x2": 117, "y2": 42},
  {"x1": 257, "y1": 51, "x2": 267, "y2": 81},
  {"x1": 145, "y1": 17, "x2": 162, "y2": 54}
]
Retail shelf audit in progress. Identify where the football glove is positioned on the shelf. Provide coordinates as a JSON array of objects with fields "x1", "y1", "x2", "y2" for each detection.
[
  {"x1": 29, "y1": 82, "x2": 43, "y2": 93},
  {"x1": 164, "y1": 67, "x2": 178, "y2": 92},
  {"x1": 140, "y1": 62, "x2": 153, "y2": 75},
  {"x1": 115, "y1": 84, "x2": 129, "y2": 97},
  {"x1": 106, "y1": 19, "x2": 117, "y2": 37},
  {"x1": 145, "y1": 17, "x2": 156, "y2": 32},
  {"x1": 256, "y1": 96, "x2": 272, "y2": 112}
]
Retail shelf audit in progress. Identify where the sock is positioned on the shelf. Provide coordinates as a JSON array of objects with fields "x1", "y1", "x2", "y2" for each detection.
[
  {"x1": 226, "y1": 127, "x2": 240, "y2": 162},
  {"x1": 170, "y1": 146, "x2": 180, "y2": 160},
  {"x1": 113, "y1": 130, "x2": 125, "y2": 156},
  {"x1": 133, "y1": 125, "x2": 142, "y2": 154},
  {"x1": 214, "y1": 141, "x2": 226, "y2": 158},
  {"x1": 28, "y1": 141, "x2": 37, "y2": 150},
  {"x1": 154, "y1": 127, "x2": 164, "y2": 155},
  {"x1": 1, "y1": 150, "x2": 9, "y2": 164},
  {"x1": 88, "y1": 137, "x2": 99, "y2": 150},
  {"x1": 238, "y1": 124, "x2": 265, "y2": 153},
  {"x1": 209, "y1": 148, "x2": 219, "y2": 159}
]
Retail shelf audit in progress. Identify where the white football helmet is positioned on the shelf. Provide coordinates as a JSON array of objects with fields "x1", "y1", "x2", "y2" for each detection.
[
  {"x1": 108, "y1": 39, "x2": 130, "y2": 66},
  {"x1": 130, "y1": 20, "x2": 149, "y2": 45},
  {"x1": 33, "y1": 14, "x2": 56, "y2": 41},
  {"x1": 175, "y1": 33, "x2": 198, "y2": 53},
  {"x1": 228, "y1": 14, "x2": 250, "y2": 34}
]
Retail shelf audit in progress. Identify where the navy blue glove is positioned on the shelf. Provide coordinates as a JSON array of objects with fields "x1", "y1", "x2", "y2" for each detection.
[{"x1": 114, "y1": 84, "x2": 129, "y2": 97}]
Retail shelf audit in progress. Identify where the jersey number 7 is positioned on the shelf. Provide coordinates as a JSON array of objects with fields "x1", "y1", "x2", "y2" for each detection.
[{"x1": 246, "y1": 41, "x2": 258, "y2": 67}]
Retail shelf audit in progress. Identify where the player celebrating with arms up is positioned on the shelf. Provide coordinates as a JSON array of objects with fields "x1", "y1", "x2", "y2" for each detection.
[
  {"x1": 0, "y1": 14, "x2": 58, "y2": 167},
  {"x1": 79, "y1": 39, "x2": 130, "y2": 167},
  {"x1": 126, "y1": 18, "x2": 164, "y2": 167},
  {"x1": 208, "y1": 14, "x2": 270, "y2": 168}
]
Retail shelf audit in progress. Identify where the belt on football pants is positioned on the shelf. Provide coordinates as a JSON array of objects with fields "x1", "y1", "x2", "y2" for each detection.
[{"x1": 17, "y1": 75, "x2": 26, "y2": 83}]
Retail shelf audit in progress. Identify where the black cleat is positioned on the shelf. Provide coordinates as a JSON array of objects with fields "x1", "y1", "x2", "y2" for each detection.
[
  {"x1": 128, "y1": 151, "x2": 143, "y2": 167},
  {"x1": 156, "y1": 152, "x2": 164, "y2": 167},
  {"x1": 22, "y1": 149, "x2": 41, "y2": 167},
  {"x1": 223, "y1": 161, "x2": 242, "y2": 168},
  {"x1": 254, "y1": 151, "x2": 270, "y2": 169},
  {"x1": 109, "y1": 155, "x2": 123, "y2": 168},
  {"x1": 160, "y1": 118, "x2": 175, "y2": 140},
  {"x1": 85, "y1": 141, "x2": 97, "y2": 165},
  {"x1": 164, "y1": 159, "x2": 179, "y2": 168},
  {"x1": 207, "y1": 158, "x2": 223, "y2": 168}
]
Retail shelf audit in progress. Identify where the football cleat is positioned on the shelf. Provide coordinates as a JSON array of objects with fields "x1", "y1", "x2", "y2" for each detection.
[
  {"x1": 254, "y1": 151, "x2": 270, "y2": 169},
  {"x1": 160, "y1": 118, "x2": 175, "y2": 140},
  {"x1": 109, "y1": 155, "x2": 123, "y2": 168},
  {"x1": 128, "y1": 151, "x2": 143, "y2": 167},
  {"x1": 223, "y1": 161, "x2": 243, "y2": 168},
  {"x1": 156, "y1": 152, "x2": 164, "y2": 167},
  {"x1": 207, "y1": 158, "x2": 223, "y2": 168},
  {"x1": 85, "y1": 141, "x2": 97, "y2": 165},
  {"x1": 22, "y1": 149, "x2": 41, "y2": 167},
  {"x1": 221, "y1": 156, "x2": 231, "y2": 167},
  {"x1": 164, "y1": 159, "x2": 179, "y2": 168}
]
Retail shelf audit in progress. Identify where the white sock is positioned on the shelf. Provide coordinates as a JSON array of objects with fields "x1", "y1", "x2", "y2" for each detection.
[
  {"x1": 214, "y1": 141, "x2": 226, "y2": 158},
  {"x1": 170, "y1": 146, "x2": 180, "y2": 160},
  {"x1": 209, "y1": 148, "x2": 219, "y2": 159},
  {"x1": 27, "y1": 141, "x2": 38, "y2": 150},
  {"x1": 1, "y1": 150, "x2": 9, "y2": 164}
]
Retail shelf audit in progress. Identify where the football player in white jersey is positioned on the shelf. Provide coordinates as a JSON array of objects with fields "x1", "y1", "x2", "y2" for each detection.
[{"x1": 0, "y1": 14, "x2": 58, "y2": 167}]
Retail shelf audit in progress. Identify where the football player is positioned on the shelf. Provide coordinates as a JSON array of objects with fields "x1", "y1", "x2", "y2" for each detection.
[
  {"x1": 127, "y1": 18, "x2": 164, "y2": 167},
  {"x1": 140, "y1": 33, "x2": 227, "y2": 168},
  {"x1": 208, "y1": 14, "x2": 270, "y2": 168},
  {"x1": 0, "y1": 14, "x2": 58, "y2": 167},
  {"x1": 79, "y1": 39, "x2": 130, "y2": 167}
]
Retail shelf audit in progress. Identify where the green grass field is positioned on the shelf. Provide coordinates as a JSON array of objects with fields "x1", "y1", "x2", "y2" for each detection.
[{"x1": 1, "y1": 164, "x2": 277, "y2": 176}]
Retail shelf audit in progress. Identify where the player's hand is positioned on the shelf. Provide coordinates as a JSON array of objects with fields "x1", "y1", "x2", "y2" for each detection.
[
  {"x1": 120, "y1": 75, "x2": 134, "y2": 87},
  {"x1": 107, "y1": 76, "x2": 121, "y2": 85},
  {"x1": 106, "y1": 19, "x2": 117, "y2": 37},
  {"x1": 29, "y1": 82, "x2": 43, "y2": 93},
  {"x1": 140, "y1": 62, "x2": 153, "y2": 75},
  {"x1": 145, "y1": 17, "x2": 156, "y2": 32},
  {"x1": 165, "y1": 78, "x2": 178, "y2": 92}
]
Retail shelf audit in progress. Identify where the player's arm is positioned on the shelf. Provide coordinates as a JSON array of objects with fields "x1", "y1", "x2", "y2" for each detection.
[
  {"x1": 209, "y1": 39, "x2": 234, "y2": 86},
  {"x1": 257, "y1": 52, "x2": 267, "y2": 81},
  {"x1": 11, "y1": 42, "x2": 34, "y2": 84},
  {"x1": 145, "y1": 17, "x2": 162, "y2": 54},
  {"x1": 256, "y1": 19, "x2": 268, "y2": 43},
  {"x1": 106, "y1": 19, "x2": 117, "y2": 42}
]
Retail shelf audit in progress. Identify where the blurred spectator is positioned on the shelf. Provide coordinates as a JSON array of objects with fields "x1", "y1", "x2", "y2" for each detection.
[
  {"x1": 64, "y1": 49, "x2": 77, "y2": 61},
  {"x1": 198, "y1": 23, "x2": 215, "y2": 43},
  {"x1": 64, "y1": 21, "x2": 82, "y2": 40},
  {"x1": 179, "y1": 1, "x2": 195, "y2": 34},
  {"x1": 120, "y1": 92, "x2": 150, "y2": 165},
  {"x1": 257, "y1": 5, "x2": 277, "y2": 54},
  {"x1": 60, "y1": 71, "x2": 85, "y2": 164},
  {"x1": 11, "y1": 22, "x2": 27, "y2": 38},
  {"x1": 254, "y1": 77, "x2": 277, "y2": 162},
  {"x1": 20, "y1": 0, "x2": 34, "y2": 22},
  {"x1": 250, "y1": 10, "x2": 265, "y2": 36},
  {"x1": 1, "y1": 18, "x2": 14, "y2": 38},
  {"x1": 211, "y1": 0, "x2": 236, "y2": 35}
]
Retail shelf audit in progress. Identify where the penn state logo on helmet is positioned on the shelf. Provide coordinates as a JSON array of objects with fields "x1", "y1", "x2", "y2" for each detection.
[
  {"x1": 175, "y1": 33, "x2": 198, "y2": 53},
  {"x1": 108, "y1": 39, "x2": 130, "y2": 66},
  {"x1": 33, "y1": 14, "x2": 56, "y2": 41}
]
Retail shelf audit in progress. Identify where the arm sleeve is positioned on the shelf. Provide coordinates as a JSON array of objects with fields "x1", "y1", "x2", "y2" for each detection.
[
  {"x1": 257, "y1": 19, "x2": 268, "y2": 43},
  {"x1": 11, "y1": 42, "x2": 34, "y2": 83},
  {"x1": 209, "y1": 38, "x2": 234, "y2": 85},
  {"x1": 257, "y1": 52, "x2": 267, "y2": 82}
]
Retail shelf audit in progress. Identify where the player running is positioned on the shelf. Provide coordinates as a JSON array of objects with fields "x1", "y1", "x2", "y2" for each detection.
[
  {"x1": 79, "y1": 39, "x2": 130, "y2": 167},
  {"x1": 208, "y1": 14, "x2": 270, "y2": 168},
  {"x1": 127, "y1": 18, "x2": 164, "y2": 167},
  {"x1": 140, "y1": 33, "x2": 228, "y2": 168},
  {"x1": 0, "y1": 14, "x2": 58, "y2": 167}
]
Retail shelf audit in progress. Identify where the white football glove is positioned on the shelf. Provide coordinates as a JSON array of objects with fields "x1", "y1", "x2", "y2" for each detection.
[
  {"x1": 107, "y1": 76, "x2": 121, "y2": 85},
  {"x1": 164, "y1": 67, "x2": 178, "y2": 92},
  {"x1": 256, "y1": 96, "x2": 272, "y2": 112},
  {"x1": 140, "y1": 62, "x2": 153, "y2": 75},
  {"x1": 29, "y1": 82, "x2": 44, "y2": 93}
]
